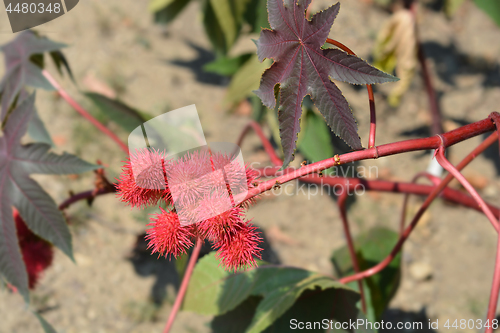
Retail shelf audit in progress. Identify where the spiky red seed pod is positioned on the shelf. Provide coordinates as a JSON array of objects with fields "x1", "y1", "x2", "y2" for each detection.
[
  {"x1": 13, "y1": 209, "x2": 54, "y2": 289},
  {"x1": 146, "y1": 208, "x2": 194, "y2": 258},
  {"x1": 237, "y1": 167, "x2": 260, "y2": 209},
  {"x1": 210, "y1": 154, "x2": 260, "y2": 208},
  {"x1": 117, "y1": 148, "x2": 264, "y2": 270},
  {"x1": 211, "y1": 153, "x2": 248, "y2": 192},
  {"x1": 165, "y1": 149, "x2": 215, "y2": 206},
  {"x1": 215, "y1": 222, "x2": 263, "y2": 271},
  {"x1": 198, "y1": 203, "x2": 245, "y2": 242},
  {"x1": 116, "y1": 149, "x2": 172, "y2": 208},
  {"x1": 245, "y1": 167, "x2": 260, "y2": 188}
]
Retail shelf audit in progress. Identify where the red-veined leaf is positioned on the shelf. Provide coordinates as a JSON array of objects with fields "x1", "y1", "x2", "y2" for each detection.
[{"x1": 254, "y1": 0, "x2": 398, "y2": 167}]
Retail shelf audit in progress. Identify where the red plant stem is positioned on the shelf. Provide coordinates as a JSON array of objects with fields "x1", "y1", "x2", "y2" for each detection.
[
  {"x1": 409, "y1": 3, "x2": 443, "y2": 135},
  {"x1": 58, "y1": 187, "x2": 116, "y2": 210},
  {"x1": 435, "y1": 143, "x2": 500, "y2": 331},
  {"x1": 238, "y1": 118, "x2": 499, "y2": 216},
  {"x1": 59, "y1": 173, "x2": 500, "y2": 218},
  {"x1": 60, "y1": 120, "x2": 500, "y2": 212},
  {"x1": 42, "y1": 70, "x2": 129, "y2": 154},
  {"x1": 485, "y1": 112, "x2": 500, "y2": 333},
  {"x1": 338, "y1": 192, "x2": 367, "y2": 313},
  {"x1": 486, "y1": 236, "x2": 500, "y2": 333},
  {"x1": 163, "y1": 237, "x2": 202, "y2": 333},
  {"x1": 244, "y1": 116, "x2": 496, "y2": 202},
  {"x1": 399, "y1": 172, "x2": 441, "y2": 235},
  {"x1": 255, "y1": 167, "x2": 500, "y2": 218},
  {"x1": 435, "y1": 147, "x2": 499, "y2": 232},
  {"x1": 435, "y1": 125, "x2": 500, "y2": 331},
  {"x1": 417, "y1": 46, "x2": 443, "y2": 135},
  {"x1": 236, "y1": 120, "x2": 282, "y2": 166},
  {"x1": 367, "y1": 85, "x2": 376, "y2": 148},
  {"x1": 338, "y1": 131, "x2": 499, "y2": 284},
  {"x1": 326, "y1": 38, "x2": 377, "y2": 148}
]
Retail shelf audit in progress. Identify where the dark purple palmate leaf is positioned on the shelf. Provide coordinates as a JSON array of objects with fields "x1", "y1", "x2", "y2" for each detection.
[
  {"x1": 254, "y1": 0, "x2": 398, "y2": 167},
  {"x1": 0, "y1": 94, "x2": 97, "y2": 302},
  {"x1": 0, "y1": 31, "x2": 66, "y2": 120}
]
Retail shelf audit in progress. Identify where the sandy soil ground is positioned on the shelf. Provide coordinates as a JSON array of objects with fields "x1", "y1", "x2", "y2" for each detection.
[{"x1": 1, "y1": 0, "x2": 500, "y2": 332}]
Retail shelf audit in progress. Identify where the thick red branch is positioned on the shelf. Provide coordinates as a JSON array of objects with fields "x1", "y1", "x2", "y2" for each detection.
[
  {"x1": 255, "y1": 168, "x2": 499, "y2": 218},
  {"x1": 484, "y1": 113, "x2": 500, "y2": 332},
  {"x1": 245, "y1": 115, "x2": 496, "y2": 201},
  {"x1": 163, "y1": 237, "x2": 202, "y2": 333},
  {"x1": 61, "y1": 116, "x2": 500, "y2": 219},
  {"x1": 58, "y1": 186, "x2": 116, "y2": 210}
]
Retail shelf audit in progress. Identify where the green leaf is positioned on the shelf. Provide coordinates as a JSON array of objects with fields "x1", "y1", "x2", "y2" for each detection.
[
  {"x1": 33, "y1": 312, "x2": 58, "y2": 333},
  {"x1": 297, "y1": 106, "x2": 334, "y2": 172},
  {"x1": 49, "y1": 51, "x2": 75, "y2": 82},
  {"x1": 211, "y1": 291, "x2": 368, "y2": 333},
  {"x1": 474, "y1": 0, "x2": 500, "y2": 27},
  {"x1": 150, "y1": 0, "x2": 175, "y2": 12},
  {"x1": 210, "y1": 0, "x2": 238, "y2": 49},
  {"x1": 250, "y1": 95, "x2": 267, "y2": 122},
  {"x1": 331, "y1": 227, "x2": 401, "y2": 322},
  {"x1": 202, "y1": 0, "x2": 250, "y2": 56},
  {"x1": 225, "y1": 55, "x2": 271, "y2": 107},
  {"x1": 373, "y1": 0, "x2": 395, "y2": 7},
  {"x1": 211, "y1": 296, "x2": 262, "y2": 333},
  {"x1": 183, "y1": 253, "x2": 255, "y2": 315},
  {"x1": 84, "y1": 92, "x2": 152, "y2": 133},
  {"x1": 203, "y1": 0, "x2": 230, "y2": 56},
  {"x1": 204, "y1": 53, "x2": 253, "y2": 76},
  {"x1": 184, "y1": 253, "x2": 360, "y2": 333},
  {"x1": 29, "y1": 54, "x2": 45, "y2": 69},
  {"x1": 444, "y1": 0, "x2": 466, "y2": 17},
  {"x1": 243, "y1": 0, "x2": 270, "y2": 33},
  {"x1": 261, "y1": 288, "x2": 364, "y2": 332},
  {"x1": 247, "y1": 273, "x2": 352, "y2": 333},
  {"x1": 175, "y1": 252, "x2": 189, "y2": 281},
  {"x1": 265, "y1": 106, "x2": 282, "y2": 154},
  {"x1": 151, "y1": 0, "x2": 192, "y2": 24}
]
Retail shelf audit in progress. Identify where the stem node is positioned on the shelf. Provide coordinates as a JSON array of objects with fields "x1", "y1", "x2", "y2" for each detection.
[{"x1": 333, "y1": 154, "x2": 341, "y2": 165}]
